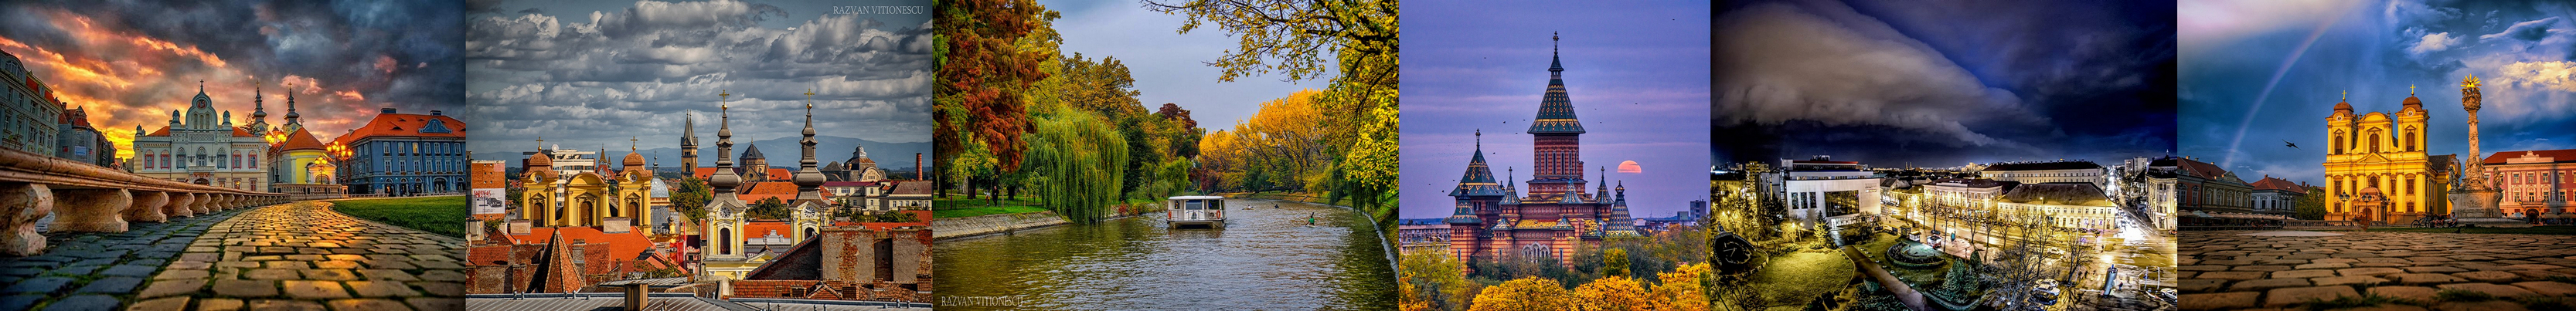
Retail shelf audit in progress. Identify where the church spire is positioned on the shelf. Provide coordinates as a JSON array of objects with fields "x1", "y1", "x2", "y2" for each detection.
[
  {"x1": 794, "y1": 88, "x2": 825, "y2": 201},
  {"x1": 253, "y1": 80, "x2": 267, "y2": 119},
  {"x1": 284, "y1": 83, "x2": 301, "y2": 125},
  {"x1": 712, "y1": 90, "x2": 740, "y2": 192}
]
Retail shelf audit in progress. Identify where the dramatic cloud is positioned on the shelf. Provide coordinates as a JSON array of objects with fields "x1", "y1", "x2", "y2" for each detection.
[
  {"x1": 2180, "y1": 0, "x2": 2576, "y2": 184},
  {"x1": 1712, "y1": 0, "x2": 2176, "y2": 167},
  {"x1": 0, "y1": 0, "x2": 466, "y2": 160},
  {"x1": 463, "y1": 0, "x2": 932, "y2": 168}
]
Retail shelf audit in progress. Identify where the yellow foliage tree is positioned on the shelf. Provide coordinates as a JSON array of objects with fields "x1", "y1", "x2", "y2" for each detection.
[
  {"x1": 1651, "y1": 263, "x2": 1712, "y2": 311},
  {"x1": 1570, "y1": 276, "x2": 1651, "y2": 311},
  {"x1": 1469, "y1": 277, "x2": 1572, "y2": 311}
]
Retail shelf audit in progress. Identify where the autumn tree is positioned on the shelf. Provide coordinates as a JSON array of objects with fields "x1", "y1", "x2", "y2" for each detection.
[
  {"x1": 1570, "y1": 276, "x2": 1651, "y2": 311},
  {"x1": 1649, "y1": 263, "x2": 1711, "y2": 311},
  {"x1": 1469, "y1": 277, "x2": 1571, "y2": 311},
  {"x1": 1146, "y1": 0, "x2": 1400, "y2": 228},
  {"x1": 1400, "y1": 249, "x2": 1477, "y2": 311},
  {"x1": 934, "y1": 0, "x2": 1057, "y2": 198}
]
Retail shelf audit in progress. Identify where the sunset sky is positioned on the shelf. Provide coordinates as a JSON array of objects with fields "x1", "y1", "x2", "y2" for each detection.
[{"x1": 0, "y1": 0, "x2": 465, "y2": 160}]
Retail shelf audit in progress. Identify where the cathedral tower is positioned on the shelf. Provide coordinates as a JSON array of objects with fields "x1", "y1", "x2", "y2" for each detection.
[{"x1": 1526, "y1": 32, "x2": 1588, "y2": 198}]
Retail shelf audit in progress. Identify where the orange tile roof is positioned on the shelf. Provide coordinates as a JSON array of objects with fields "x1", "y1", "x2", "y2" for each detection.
[
  {"x1": 2250, "y1": 176, "x2": 2307, "y2": 194},
  {"x1": 145, "y1": 126, "x2": 169, "y2": 137},
  {"x1": 333, "y1": 112, "x2": 466, "y2": 146},
  {"x1": 503, "y1": 226, "x2": 658, "y2": 269},
  {"x1": 737, "y1": 181, "x2": 800, "y2": 205},
  {"x1": 276, "y1": 128, "x2": 326, "y2": 151},
  {"x1": 741, "y1": 221, "x2": 795, "y2": 238},
  {"x1": 230, "y1": 126, "x2": 254, "y2": 137}
]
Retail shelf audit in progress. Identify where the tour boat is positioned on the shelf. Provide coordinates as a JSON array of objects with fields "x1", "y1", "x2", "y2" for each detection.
[{"x1": 1166, "y1": 195, "x2": 1228, "y2": 229}]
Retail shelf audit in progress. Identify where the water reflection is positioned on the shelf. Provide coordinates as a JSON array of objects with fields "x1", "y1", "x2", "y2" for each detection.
[{"x1": 934, "y1": 199, "x2": 1396, "y2": 310}]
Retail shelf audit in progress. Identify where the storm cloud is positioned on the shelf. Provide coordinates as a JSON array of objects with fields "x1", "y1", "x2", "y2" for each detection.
[
  {"x1": 0, "y1": 0, "x2": 466, "y2": 160},
  {"x1": 1712, "y1": 0, "x2": 2177, "y2": 167}
]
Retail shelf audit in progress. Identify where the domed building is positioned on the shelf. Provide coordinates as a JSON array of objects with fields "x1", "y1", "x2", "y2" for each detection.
[{"x1": 2321, "y1": 89, "x2": 2455, "y2": 224}]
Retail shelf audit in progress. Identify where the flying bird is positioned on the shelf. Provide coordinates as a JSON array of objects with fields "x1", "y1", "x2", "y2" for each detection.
[{"x1": 2285, "y1": 140, "x2": 2299, "y2": 149}]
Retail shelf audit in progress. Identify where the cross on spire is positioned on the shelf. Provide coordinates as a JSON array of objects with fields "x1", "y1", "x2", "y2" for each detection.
[{"x1": 2411, "y1": 84, "x2": 2417, "y2": 95}]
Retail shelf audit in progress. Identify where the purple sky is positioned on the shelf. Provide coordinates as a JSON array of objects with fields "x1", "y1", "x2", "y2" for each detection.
[{"x1": 1398, "y1": 1, "x2": 1712, "y2": 219}]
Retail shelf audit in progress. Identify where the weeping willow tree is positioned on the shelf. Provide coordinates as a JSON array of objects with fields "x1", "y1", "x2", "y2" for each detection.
[{"x1": 1023, "y1": 104, "x2": 1130, "y2": 224}]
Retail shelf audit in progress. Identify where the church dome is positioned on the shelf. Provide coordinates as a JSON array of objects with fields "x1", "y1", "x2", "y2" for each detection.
[
  {"x1": 527, "y1": 152, "x2": 553, "y2": 167},
  {"x1": 623, "y1": 151, "x2": 646, "y2": 167},
  {"x1": 2402, "y1": 95, "x2": 2423, "y2": 108},
  {"x1": 2333, "y1": 100, "x2": 2352, "y2": 113}
]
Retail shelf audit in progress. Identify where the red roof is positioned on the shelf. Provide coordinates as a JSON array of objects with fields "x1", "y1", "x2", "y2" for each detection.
[
  {"x1": 2250, "y1": 176, "x2": 2305, "y2": 194},
  {"x1": 2172, "y1": 157, "x2": 2235, "y2": 181},
  {"x1": 276, "y1": 128, "x2": 326, "y2": 151},
  {"x1": 231, "y1": 126, "x2": 254, "y2": 137},
  {"x1": 2484, "y1": 149, "x2": 2576, "y2": 165},
  {"x1": 144, "y1": 126, "x2": 169, "y2": 137},
  {"x1": 742, "y1": 221, "x2": 795, "y2": 238},
  {"x1": 691, "y1": 167, "x2": 791, "y2": 181},
  {"x1": 737, "y1": 181, "x2": 800, "y2": 205},
  {"x1": 502, "y1": 226, "x2": 658, "y2": 269},
  {"x1": 334, "y1": 112, "x2": 466, "y2": 146}
]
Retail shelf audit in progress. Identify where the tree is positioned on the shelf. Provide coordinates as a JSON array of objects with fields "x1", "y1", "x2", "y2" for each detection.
[
  {"x1": 1599, "y1": 248, "x2": 1631, "y2": 279},
  {"x1": 1023, "y1": 104, "x2": 1129, "y2": 224},
  {"x1": 1649, "y1": 263, "x2": 1711, "y2": 311},
  {"x1": 1469, "y1": 277, "x2": 1571, "y2": 311},
  {"x1": 2295, "y1": 185, "x2": 2329, "y2": 220},
  {"x1": 747, "y1": 198, "x2": 791, "y2": 220},
  {"x1": 1400, "y1": 249, "x2": 1476, "y2": 310},
  {"x1": 934, "y1": 0, "x2": 1057, "y2": 197},
  {"x1": 669, "y1": 177, "x2": 712, "y2": 221},
  {"x1": 1570, "y1": 276, "x2": 1652, "y2": 311}
]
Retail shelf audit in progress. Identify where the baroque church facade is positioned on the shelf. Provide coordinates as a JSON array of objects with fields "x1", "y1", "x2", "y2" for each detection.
[{"x1": 2322, "y1": 89, "x2": 2452, "y2": 224}]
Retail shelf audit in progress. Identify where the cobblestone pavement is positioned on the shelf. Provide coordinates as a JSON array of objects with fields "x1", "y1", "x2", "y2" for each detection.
[
  {"x1": 1, "y1": 201, "x2": 465, "y2": 311},
  {"x1": 0, "y1": 206, "x2": 251, "y2": 311},
  {"x1": 2179, "y1": 231, "x2": 2576, "y2": 310}
]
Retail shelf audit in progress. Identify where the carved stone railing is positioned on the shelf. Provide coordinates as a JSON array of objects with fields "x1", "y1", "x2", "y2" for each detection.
[{"x1": 0, "y1": 148, "x2": 289, "y2": 256}]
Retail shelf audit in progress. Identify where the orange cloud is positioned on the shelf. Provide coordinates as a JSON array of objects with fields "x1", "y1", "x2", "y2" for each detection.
[
  {"x1": 1618, "y1": 161, "x2": 1642, "y2": 174},
  {"x1": 0, "y1": 8, "x2": 387, "y2": 162}
]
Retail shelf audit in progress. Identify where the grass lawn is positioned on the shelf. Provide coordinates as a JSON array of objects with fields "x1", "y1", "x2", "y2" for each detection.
[
  {"x1": 933, "y1": 205, "x2": 1050, "y2": 218},
  {"x1": 329, "y1": 196, "x2": 469, "y2": 238},
  {"x1": 2354, "y1": 225, "x2": 2576, "y2": 235}
]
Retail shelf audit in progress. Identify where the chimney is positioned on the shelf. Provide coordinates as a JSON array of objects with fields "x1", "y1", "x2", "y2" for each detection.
[
  {"x1": 623, "y1": 283, "x2": 648, "y2": 310},
  {"x1": 381, "y1": 108, "x2": 398, "y2": 113},
  {"x1": 914, "y1": 153, "x2": 923, "y2": 180}
]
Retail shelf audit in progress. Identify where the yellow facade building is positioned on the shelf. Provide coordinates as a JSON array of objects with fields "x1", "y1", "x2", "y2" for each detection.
[
  {"x1": 517, "y1": 150, "x2": 655, "y2": 228},
  {"x1": 2322, "y1": 90, "x2": 2449, "y2": 224}
]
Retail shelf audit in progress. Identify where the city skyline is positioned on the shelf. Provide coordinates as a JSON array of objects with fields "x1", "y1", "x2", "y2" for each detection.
[
  {"x1": 0, "y1": 0, "x2": 468, "y2": 160},
  {"x1": 2180, "y1": 0, "x2": 2576, "y2": 185}
]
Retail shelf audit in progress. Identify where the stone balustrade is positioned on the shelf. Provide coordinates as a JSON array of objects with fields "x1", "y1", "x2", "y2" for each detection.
[{"x1": 0, "y1": 148, "x2": 288, "y2": 256}]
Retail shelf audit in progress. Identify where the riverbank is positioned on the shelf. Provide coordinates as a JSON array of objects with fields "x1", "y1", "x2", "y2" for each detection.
[{"x1": 932, "y1": 198, "x2": 1397, "y2": 309}]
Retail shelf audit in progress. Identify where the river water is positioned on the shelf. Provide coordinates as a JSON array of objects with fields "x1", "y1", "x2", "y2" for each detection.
[{"x1": 934, "y1": 199, "x2": 1397, "y2": 310}]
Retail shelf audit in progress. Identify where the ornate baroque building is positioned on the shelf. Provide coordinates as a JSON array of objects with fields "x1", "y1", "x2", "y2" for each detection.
[
  {"x1": 696, "y1": 90, "x2": 835, "y2": 281},
  {"x1": 2322, "y1": 90, "x2": 2448, "y2": 224},
  {"x1": 133, "y1": 83, "x2": 270, "y2": 191},
  {"x1": 1443, "y1": 36, "x2": 1638, "y2": 268}
]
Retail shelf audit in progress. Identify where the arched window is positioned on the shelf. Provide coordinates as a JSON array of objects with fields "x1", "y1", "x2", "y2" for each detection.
[
  {"x1": 2367, "y1": 130, "x2": 2383, "y2": 154},
  {"x1": 2333, "y1": 131, "x2": 2346, "y2": 154},
  {"x1": 719, "y1": 228, "x2": 734, "y2": 255}
]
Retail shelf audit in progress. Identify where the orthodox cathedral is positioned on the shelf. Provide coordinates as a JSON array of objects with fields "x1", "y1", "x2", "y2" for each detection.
[{"x1": 1444, "y1": 35, "x2": 1638, "y2": 268}]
